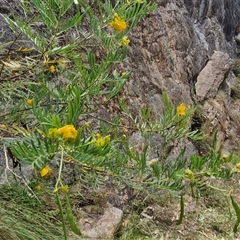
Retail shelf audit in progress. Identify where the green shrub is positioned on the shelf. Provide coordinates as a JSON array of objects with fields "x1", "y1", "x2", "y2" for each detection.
[{"x1": 1, "y1": 0, "x2": 240, "y2": 238}]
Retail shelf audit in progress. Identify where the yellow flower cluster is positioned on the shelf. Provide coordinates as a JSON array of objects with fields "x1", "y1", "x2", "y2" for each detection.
[
  {"x1": 47, "y1": 125, "x2": 77, "y2": 141},
  {"x1": 94, "y1": 135, "x2": 111, "y2": 147},
  {"x1": 36, "y1": 185, "x2": 42, "y2": 190},
  {"x1": 110, "y1": 13, "x2": 127, "y2": 32},
  {"x1": 236, "y1": 163, "x2": 240, "y2": 170},
  {"x1": 121, "y1": 36, "x2": 130, "y2": 46},
  {"x1": 49, "y1": 65, "x2": 56, "y2": 73},
  {"x1": 150, "y1": 159, "x2": 156, "y2": 167},
  {"x1": 185, "y1": 169, "x2": 195, "y2": 183},
  {"x1": 177, "y1": 103, "x2": 186, "y2": 116},
  {"x1": 40, "y1": 166, "x2": 51, "y2": 178},
  {"x1": 95, "y1": 133, "x2": 101, "y2": 139},
  {"x1": 26, "y1": 99, "x2": 33, "y2": 106},
  {"x1": 56, "y1": 125, "x2": 77, "y2": 140}
]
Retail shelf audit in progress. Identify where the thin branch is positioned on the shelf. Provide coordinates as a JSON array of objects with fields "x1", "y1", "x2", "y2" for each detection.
[
  {"x1": 3, "y1": 144, "x2": 41, "y2": 203},
  {"x1": 87, "y1": 112, "x2": 137, "y2": 130}
]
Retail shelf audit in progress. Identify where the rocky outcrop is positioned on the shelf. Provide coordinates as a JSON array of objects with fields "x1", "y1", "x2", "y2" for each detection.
[{"x1": 123, "y1": 0, "x2": 240, "y2": 151}]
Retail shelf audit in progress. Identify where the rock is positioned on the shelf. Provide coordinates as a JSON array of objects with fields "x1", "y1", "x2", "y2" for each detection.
[
  {"x1": 225, "y1": 98, "x2": 240, "y2": 151},
  {"x1": 0, "y1": 0, "x2": 9, "y2": 14},
  {"x1": 200, "y1": 93, "x2": 230, "y2": 151},
  {"x1": 78, "y1": 205, "x2": 123, "y2": 239},
  {"x1": 0, "y1": 0, "x2": 38, "y2": 55},
  {"x1": 128, "y1": 131, "x2": 146, "y2": 154},
  {"x1": 166, "y1": 139, "x2": 198, "y2": 164},
  {"x1": 200, "y1": 90, "x2": 240, "y2": 152},
  {"x1": 195, "y1": 51, "x2": 233, "y2": 100},
  {"x1": 121, "y1": 0, "x2": 240, "y2": 126}
]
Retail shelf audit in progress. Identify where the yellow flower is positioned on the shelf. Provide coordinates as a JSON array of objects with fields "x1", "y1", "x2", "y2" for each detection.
[
  {"x1": 121, "y1": 36, "x2": 130, "y2": 46},
  {"x1": 56, "y1": 124, "x2": 77, "y2": 140},
  {"x1": 0, "y1": 124, "x2": 6, "y2": 129},
  {"x1": 177, "y1": 103, "x2": 186, "y2": 116},
  {"x1": 150, "y1": 159, "x2": 156, "y2": 167},
  {"x1": 110, "y1": 13, "x2": 127, "y2": 32},
  {"x1": 49, "y1": 65, "x2": 56, "y2": 73},
  {"x1": 40, "y1": 166, "x2": 51, "y2": 178},
  {"x1": 185, "y1": 169, "x2": 195, "y2": 183},
  {"x1": 95, "y1": 133, "x2": 101, "y2": 139},
  {"x1": 47, "y1": 128, "x2": 58, "y2": 138},
  {"x1": 26, "y1": 99, "x2": 33, "y2": 106},
  {"x1": 94, "y1": 135, "x2": 111, "y2": 147},
  {"x1": 236, "y1": 163, "x2": 240, "y2": 170},
  {"x1": 94, "y1": 138, "x2": 105, "y2": 147},
  {"x1": 36, "y1": 185, "x2": 42, "y2": 190}
]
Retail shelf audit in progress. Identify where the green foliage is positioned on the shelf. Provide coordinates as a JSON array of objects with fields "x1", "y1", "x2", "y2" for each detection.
[
  {"x1": 148, "y1": 93, "x2": 204, "y2": 141},
  {"x1": 1, "y1": 0, "x2": 240, "y2": 238},
  {"x1": 0, "y1": 1, "x2": 158, "y2": 238},
  {"x1": 9, "y1": 136, "x2": 57, "y2": 169}
]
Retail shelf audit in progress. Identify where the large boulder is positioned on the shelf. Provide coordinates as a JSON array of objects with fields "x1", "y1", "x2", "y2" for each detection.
[{"x1": 195, "y1": 51, "x2": 233, "y2": 100}]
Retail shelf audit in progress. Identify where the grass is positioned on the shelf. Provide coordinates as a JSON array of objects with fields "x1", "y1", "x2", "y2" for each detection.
[
  {"x1": 0, "y1": 184, "x2": 64, "y2": 240},
  {"x1": 1, "y1": 172, "x2": 240, "y2": 240}
]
